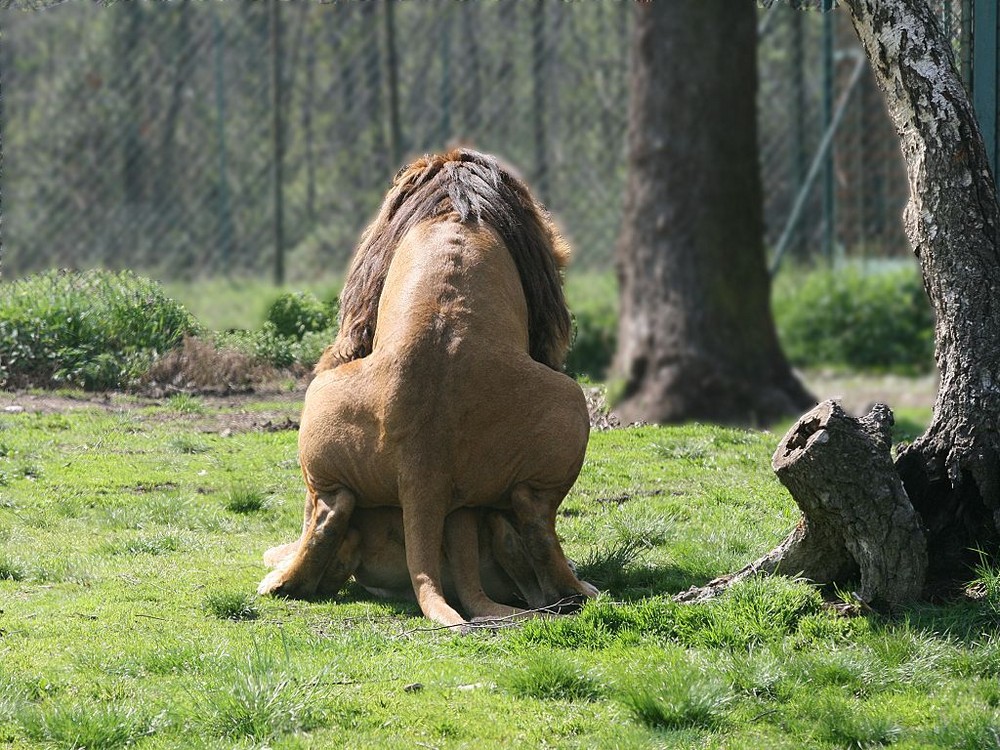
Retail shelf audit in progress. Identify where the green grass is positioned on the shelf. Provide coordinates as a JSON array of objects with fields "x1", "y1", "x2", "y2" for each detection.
[{"x1": 1, "y1": 397, "x2": 997, "y2": 748}]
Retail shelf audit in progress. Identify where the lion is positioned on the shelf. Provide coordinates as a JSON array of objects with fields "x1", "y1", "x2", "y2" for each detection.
[
  {"x1": 259, "y1": 149, "x2": 597, "y2": 626},
  {"x1": 263, "y1": 506, "x2": 555, "y2": 618}
]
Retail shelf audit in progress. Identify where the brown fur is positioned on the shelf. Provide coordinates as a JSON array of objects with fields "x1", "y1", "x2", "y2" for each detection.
[
  {"x1": 263, "y1": 507, "x2": 548, "y2": 612},
  {"x1": 259, "y1": 149, "x2": 595, "y2": 627}
]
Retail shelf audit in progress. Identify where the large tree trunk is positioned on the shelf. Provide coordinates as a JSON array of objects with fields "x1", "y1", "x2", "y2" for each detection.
[
  {"x1": 693, "y1": 0, "x2": 1000, "y2": 606},
  {"x1": 842, "y1": 0, "x2": 1000, "y2": 583},
  {"x1": 614, "y1": 0, "x2": 812, "y2": 427}
]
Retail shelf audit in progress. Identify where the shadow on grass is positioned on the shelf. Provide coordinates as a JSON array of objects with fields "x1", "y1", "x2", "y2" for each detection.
[
  {"x1": 576, "y1": 560, "x2": 712, "y2": 601},
  {"x1": 324, "y1": 563, "x2": 708, "y2": 614}
]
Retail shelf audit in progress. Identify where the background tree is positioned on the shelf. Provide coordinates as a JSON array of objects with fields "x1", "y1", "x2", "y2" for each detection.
[{"x1": 613, "y1": 0, "x2": 813, "y2": 426}]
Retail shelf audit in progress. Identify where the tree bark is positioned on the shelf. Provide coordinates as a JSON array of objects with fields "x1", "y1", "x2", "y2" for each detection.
[
  {"x1": 613, "y1": 0, "x2": 812, "y2": 427},
  {"x1": 841, "y1": 0, "x2": 1000, "y2": 582}
]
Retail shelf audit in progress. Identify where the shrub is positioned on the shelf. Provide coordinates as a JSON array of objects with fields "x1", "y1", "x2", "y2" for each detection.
[
  {"x1": 145, "y1": 335, "x2": 280, "y2": 393},
  {"x1": 292, "y1": 327, "x2": 337, "y2": 370},
  {"x1": 0, "y1": 269, "x2": 198, "y2": 390},
  {"x1": 772, "y1": 263, "x2": 935, "y2": 373},
  {"x1": 214, "y1": 322, "x2": 296, "y2": 369},
  {"x1": 565, "y1": 274, "x2": 618, "y2": 380},
  {"x1": 265, "y1": 291, "x2": 334, "y2": 340},
  {"x1": 561, "y1": 265, "x2": 936, "y2": 379}
]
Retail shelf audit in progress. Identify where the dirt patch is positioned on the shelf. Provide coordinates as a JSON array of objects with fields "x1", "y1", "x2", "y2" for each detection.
[
  {"x1": 0, "y1": 385, "x2": 306, "y2": 436},
  {"x1": 0, "y1": 371, "x2": 937, "y2": 432}
]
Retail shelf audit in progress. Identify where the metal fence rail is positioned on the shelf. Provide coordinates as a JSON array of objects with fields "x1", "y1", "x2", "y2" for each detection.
[{"x1": 0, "y1": 1, "x2": 979, "y2": 283}]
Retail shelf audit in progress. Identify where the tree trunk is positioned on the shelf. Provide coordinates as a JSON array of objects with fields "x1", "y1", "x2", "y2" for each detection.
[
  {"x1": 678, "y1": 401, "x2": 927, "y2": 608},
  {"x1": 842, "y1": 0, "x2": 1000, "y2": 583},
  {"x1": 694, "y1": 0, "x2": 1000, "y2": 606},
  {"x1": 613, "y1": 0, "x2": 812, "y2": 427}
]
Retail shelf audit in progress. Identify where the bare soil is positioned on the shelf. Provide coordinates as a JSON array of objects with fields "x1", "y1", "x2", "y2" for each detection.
[{"x1": 0, "y1": 371, "x2": 938, "y2": 433}]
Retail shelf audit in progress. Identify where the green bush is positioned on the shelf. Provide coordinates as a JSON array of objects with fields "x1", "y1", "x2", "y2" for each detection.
[
  {"x1": 265, "y1": 291, "x2": 334, "y2": 340},
  {"x1": 214, "y1": 322, "x2": 296, "y2": 369},
  {"x1": 565, "y1": 273, "x2": 618, "y2": 380},
  {"x1": 292, "y1": 327, "x2": 337, "y2": 370},
  {"x1": 772, "y1": 263, "x2": 935, "y2": 373},
  {"x1": 561, "y1": 265, "x2": 935, "y2": 378},
  {"x1": 0, "y1": 269, "x2": 199, "y2": 390}
]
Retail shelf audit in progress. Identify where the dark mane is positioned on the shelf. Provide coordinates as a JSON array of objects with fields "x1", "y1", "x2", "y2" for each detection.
[{"x1": 316, "y1": 148, "x2": 572, "y2": 372}]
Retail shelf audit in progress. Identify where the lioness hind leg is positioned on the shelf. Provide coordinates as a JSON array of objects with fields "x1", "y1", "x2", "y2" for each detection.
[
  {"x1": 444, "y1": 509, "x2": 526, "y2": 621},
  {"x1": 314, "y1": 527, "x2": 362, "y2": 599},
  {"x1": 510, "y1": 484, "x2": 599, "y2": 607},
  {"x1": 484, "y1": 511, "x2": 547, "y2": 609},
  {"x1": 262, "y1": 540, "x2": 299, "y2": 568},
  {"x1": 258, "y1": 486, "x2": 356, "y2": 599}
]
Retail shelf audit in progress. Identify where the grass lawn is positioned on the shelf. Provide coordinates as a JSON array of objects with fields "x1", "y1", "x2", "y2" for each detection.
[{"x1": 1, "y1": 394, "x2": 997, "y2": 749}]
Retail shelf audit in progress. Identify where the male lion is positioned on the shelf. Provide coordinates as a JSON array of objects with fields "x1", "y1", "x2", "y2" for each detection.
[{"x1": 259, "y1": 149, "x2": 597, "y2": 626}]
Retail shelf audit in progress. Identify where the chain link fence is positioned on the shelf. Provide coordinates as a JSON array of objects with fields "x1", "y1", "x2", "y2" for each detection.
[{"x1": 0, "y1": 1, "x2": 979, "y2": 283}]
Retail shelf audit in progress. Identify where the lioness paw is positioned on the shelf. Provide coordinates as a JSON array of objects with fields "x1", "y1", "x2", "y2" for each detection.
[
  {"x1": 257, "y1": 569, "x2": 288, "y2": 597},
  {"x1": 579, "y1": 580, "x2": 600, "y2": 598}
]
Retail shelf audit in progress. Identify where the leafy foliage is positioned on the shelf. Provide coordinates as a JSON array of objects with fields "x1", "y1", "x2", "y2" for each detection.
[
  {"x1": 564, "y1": 265, "x2": 935, "y2": 379},
  {"x1": 772, "y1": 263, "x2": 935, "y2": 373},
  {"x1": 265, "y1": 291, "x2": 336, "y2": 340},
  {"x1": 565, "y1": 274, "x2": 619, "y2": 380},
  {"x1": 0, "y1": 269, "x2": 198, "y2": 390},
  {"x1": 213, "y1": 322, "x2": 298, "y2": 370}
]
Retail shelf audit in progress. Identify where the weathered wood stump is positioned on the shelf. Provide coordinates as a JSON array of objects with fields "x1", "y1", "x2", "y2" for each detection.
[{"x1": 676, "y1": 400, "x2": 928, "y2": 609}]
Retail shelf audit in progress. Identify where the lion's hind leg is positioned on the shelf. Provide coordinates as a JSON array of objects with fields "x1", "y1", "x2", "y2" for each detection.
[
  {"x1": 444, "y1": 509, "x2": 527, "y2": 622},
  {"x1": 258, "y1": 486, "x2": 356, "y2": 599},
  {"x1": 399, "y1": 480, "x2": 468, "y2": 628},
  {"x1": 510, "y1": 484, "x2": 599, "y2": 609},
  {"x1": 262, "y1": 490, "x2": 314, "y2": 567}
]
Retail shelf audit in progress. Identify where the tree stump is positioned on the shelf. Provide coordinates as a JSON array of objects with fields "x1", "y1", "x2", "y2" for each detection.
[{"x1": 676, "y1": 400, "x2": 928, "y2": 608}]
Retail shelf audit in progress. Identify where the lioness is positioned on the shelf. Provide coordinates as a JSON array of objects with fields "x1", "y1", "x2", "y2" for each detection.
[{"x1": 263, "y1": 506, "x2": 550, "y2": 616}]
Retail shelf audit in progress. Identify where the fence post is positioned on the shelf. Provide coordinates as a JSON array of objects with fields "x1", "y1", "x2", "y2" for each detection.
[
  {"x1": 532, "y1": 0, "x2": 549, "y2": 202},
  {"x1": 383, "y1": 0, "x2": 403, "y2": 168},
  {"x1": 269, "y1": 0, "x2": 286, "y2": 286},
  {"x1": 821, "y1": 0, "x2": 836, "y2": 262},
  {"x1": 791, "y1": 8, "x2": 807, "y2": 262},
  {"x1": 212, "y1": 11, "x2": 234, "y2": 271},
  {"x1": 971, "y1": 0, "x2": 999, "y2": 187}
]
